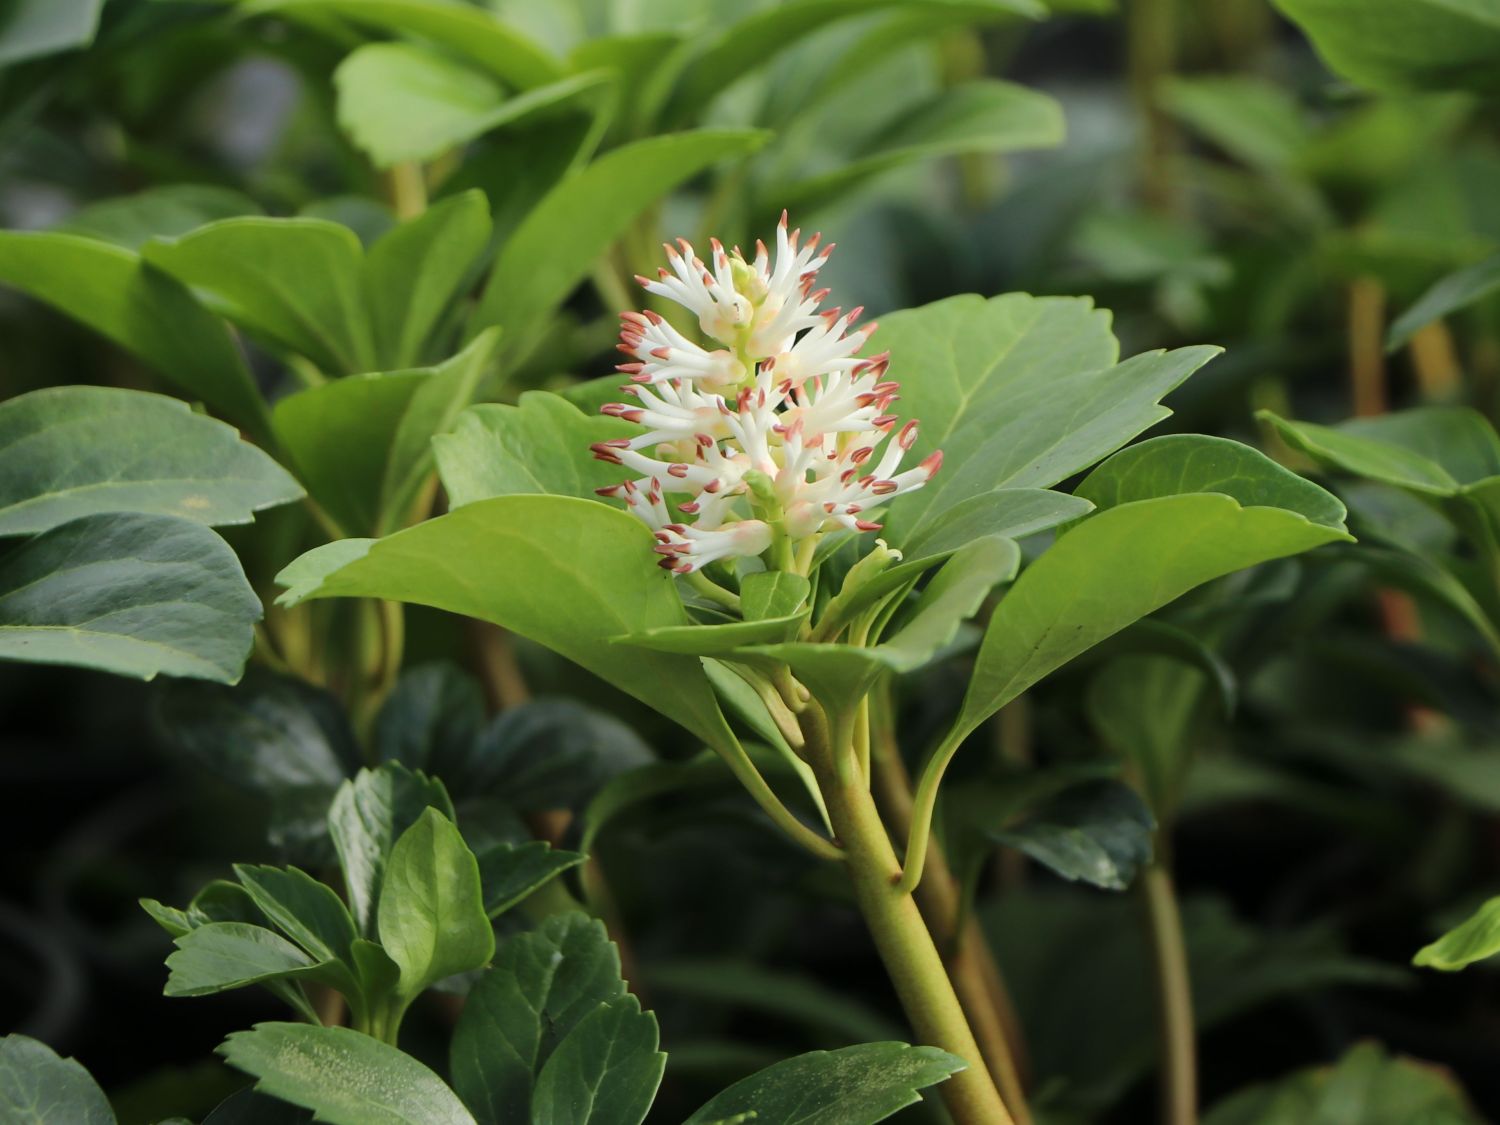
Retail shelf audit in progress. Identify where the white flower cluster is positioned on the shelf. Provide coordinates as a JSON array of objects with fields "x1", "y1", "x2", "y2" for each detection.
[{"x1": 593, "y1": 213, "x2": 940, "y2": 575}]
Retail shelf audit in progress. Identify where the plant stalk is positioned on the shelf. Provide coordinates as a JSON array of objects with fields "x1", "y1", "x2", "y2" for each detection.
[
  {"x1": 1141, "y1": 858, "x2": 1197, "y2": 1125},
  {"x1": 804, "y1": 708, "x2": 1015, "y2": 1125}
]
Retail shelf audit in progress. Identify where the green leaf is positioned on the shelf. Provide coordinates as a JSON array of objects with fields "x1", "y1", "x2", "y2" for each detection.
[
  {"x1": 58, "y1": 185, "x2": 263, "y2": 250},
  {"x1": 872, "y1": 292, "x2": 1220, "y2": 542},
  {"x1": 1202, "y1": 1041, "x2": 1480, "y2": 1125},
  {"x1": 742, "y1": 571, "x2": 811, "y2": 621},
  {"x1": 529, "y1": 996, "x2": 665, "y2": 1125},
  {"x1": 233, "y1": 865, "x2": 358, "y2": 964},
  {"x1": 989, "y1": 780, "x2": 1155, "y2": 890},
  {"x1": 1259, "y1": 408, "x2": 1500, "y2": 494},
  {"x1": 329, "y1": 763, "x2": 455, "y2": 935},
  {"x1": 1413, "y1": 895, "x2": 1500, "y2": 971},
  {"x1": 469, "y1": 129, "x2": 770, "y2": 358},
  {"x1": 0, "y1": 232, "x2": 269, "y2": 436},
  {"x1": 143, "y1": 218, "x2": 377, "y2": 376},
  {"x1": 164, "y1": 922, "x2": 323, "y2": 997},
  {"x1": 900, "y1": 488, "x2": 1093, "y2": 558},
  {"x1": 434, "y1": 393, "x2": 636, "y2": 506},
  {"x1": 374, "y1": 662, "x2": 486, "y2": 774},
  {"x1": 378, "y1": 807, "x2": 495, "y2": 1000},
  {"x1": 1272, "y1": 0, "x2": 1500, "y2": 96},
  {"x1": 1158, "y1": 75, "x2": 1311, "y2": 172},
  {"x1": 0, "y1": 513, "x2": 260, "y2": 683},
  {"x1": 1075, "y1": 434, "x2": 1349, "y2": 529},
  {"x1": 272, "y1": 331, "x2": 499, "y2": 534},
  {"x1": 219, "y1": 1022, "x2": 476, "y2": 1125},
  {"x1": 0, "y1": 1034, "x2": 114, "y2": 1125},
  {"x1": 201, "y1": 1087, "x2": 314, "y2": 1124},
  {"x1": 681, "y1": 1041, "x2": 966, "y2": 1125},
  {"x1": 477, "y1": 841, "x2": 586, "y2": 917},
  {"x1": 246, "y1": 0, "x2": 564, "y2": 88},
  {"x1": 276, "y1": 496, "x2": 736, "y2": 752},
  {"x1": 450, "y1": 914, "x2": 626, "y2": 1125},
  {"x1": 0, "y1": 387, "x2": 301, "y2": 537},
  {"x1": 1388, "y1": 252, "x2": 1500, "y2": 349},
  {"x1": 0, "y1": 0, "x2": 103, "y2": 66},
  {"x1": 364, "y1": 191, "x2": 493, "y2": 370},
  {"x1": 774, "y1": 81, "x2": 1063, "y2": 217},
  {"x1": 949, "y1": 495, "x2": 1350, "y2": 747}
]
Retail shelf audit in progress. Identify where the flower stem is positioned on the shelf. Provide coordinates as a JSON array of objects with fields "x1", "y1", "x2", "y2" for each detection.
[
  {"x1": 1142, "y1": 858, "x2": 1197, "y2": 1125},
  {"x1": 804, "y1": 708, "x2": 1015, "y2": 1125}
]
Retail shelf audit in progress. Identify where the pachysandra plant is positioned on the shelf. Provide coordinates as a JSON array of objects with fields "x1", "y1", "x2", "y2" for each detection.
[{"x1": 276, "y1": 210, "x2": 1354, "y2": 1124}]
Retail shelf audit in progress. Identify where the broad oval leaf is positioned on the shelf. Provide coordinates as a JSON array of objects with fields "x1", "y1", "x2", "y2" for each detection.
[
  {"x1": 0, "y1": 513, "x2": 261, "y2": 683},
  {"x1": 219, "y1": 1022, "x2": 476, "y2": 1125},
  {"x1": 0, "y1": 386, "x2": 301, "y2": 537},
  {"x1": 0, "y1": 1034, "x2": 113, "y2": 1125},
  {"x1": 529, "y1": 995, "x2": 665, "y2": 1125},
  {"x1": 681, "y1": 1041, "x2": 966, "y2": 1125},
  {"x1": 1413, "y1": 895, "x2": 1500, "y2": 971}
]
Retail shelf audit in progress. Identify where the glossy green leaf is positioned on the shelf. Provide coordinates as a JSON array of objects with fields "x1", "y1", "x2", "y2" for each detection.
[
  {"x1": 0, "y1": 513, "x2": 260, "y2": 683},
  {"x1": 742, "y1": 571, "x2": 811, "y2": 621},
  {"x1": 477, "y1": 841, "x2": 586, "y2": 917},
  {"x1": 873, "y1": 292, "x2": 1219, "y2": 541},
  {"x1": 1273, "y1": 0, "x2": 1500, "y2": 95},
  {"x1": 329, "y1": 763, "x2": 455, "y2": 936},
  {"x1": 0, "y1": 1034, "x2": 114, "y2": 1125},
  {"x1": 219, "y1": 1022, "x2": 476, "y2": 1125},
  {"x1": 233, "y1": 865, "x2": 358, "y2": 965},
  {"x1": 58, "y1": 185, "x2": 262, "y2": 250},
  {"x1": 450, "y1": 914, "x2": 625, "y2": 1125},
  {"x1": 164, "y1": 922, "x2": 322, "y2": 997},
  {"x1": 901, "y1": 488, "x2": 1093, "y2": 558},
  {"x1": 364, "y1": 191, "x2": 492, "y2": 370},
  {"x1": 681, "y1": 1041, "x2": 966, "y2": 1125},
  {"x1": 246, "y1": 0, "x2": 564, "y2": 88},
  {"x1": 272, "y1": 331, "x2": 499, "y2": 534},
  {"x1": 1413, "y1": 895, "x2": 1500, "y2": 971},
  {"x1": 1388, "y1": 252, "x2": 1500, "y2": 349},
  {"x1": 949, "y1": 495, "x2": 1350, "y2": 747},
  {"x1": 990, "y1": 780, "x2": 1155, "y2": 890},
  {"x1": 377, "y1": 807, "x2": 495, "y2": 1000},
  {"x1": 276, "y1": 496, "x2": 737, "y2": 752},
  {"x1": 529, "y1": 996, "x2": 664, "y2": 1125},
  {"x1": 0, "y1": 387, "x2": 301, "y2": 537},
  {"x1": 0, "y1": 0, "x2": 102, "y2": 65},
  {"x1": 143, "y1": 218, "x2": 377, "y2": 376},
  {"x1": 776, "y1": 81, "x2": 1063, "y2": 216},
  {"x1": 0, "y1": 232, "x2": 268, "y2": 436},
  {"x1": 469, "y1": 129, "x2": 770, "y2": 358},
  {"x1": 434, "y1": 394, "x2": 635, "y2": 506},
  {"x1": 1076, "y1": 434, "x2": 1348, "y2": 528}
]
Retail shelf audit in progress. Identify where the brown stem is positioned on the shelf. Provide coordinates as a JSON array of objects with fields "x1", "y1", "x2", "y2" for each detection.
[
  {"x1": 1142, "y1": 860, "x2": 1196, "y2": 1125},
  {"x1": 1410, "y1": 320, "x2": 1463, "y2": 401},
  {"x1": 1349, "y1": 276, "x2": 1389, "y2": 417},
  {"x1": 1127, "y1": 0, "x2": 1180, "y2": 214},
  {"x1": 470, "y1": 622, "x2": 532, "y2": 710}
]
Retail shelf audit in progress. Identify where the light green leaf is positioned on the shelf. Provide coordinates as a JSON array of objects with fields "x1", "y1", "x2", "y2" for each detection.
[
  {"x1": 742, "y1": 571, "x2": 811, "y2": 621},
  {"x1": 775, "y1": 81, "x2": 1064, "y2": 216},
  {"x1": 450, "y1": 914, "x2": 626, "y2": 1125},
  {"x1": 233, "y1": 865, "x2": 358, "y2": 965},
  {"x1": 364, "y1": 190, "x2": 492, "y2": 370},
  {"x1": 0, "y1": 232, "x2": 268, "y2": 436},
  {"x1": 275, "y1": 496, "x2": 736, "y2": 752},
  {"x1": 246, "y1": 0, "x2": 564, "y2": 88},
  {"x1": 681, "y1": 1041, "x2": 966, "y2": 1125},
  {"x1": 0, "y1": 0, "x2": 103, "y2": 66},
  {"x1": 58, "y1": 185, "x2": 262, "y2": 250},
  {"x1": 949, "y1": 494, "x2": 1350, "y2": 746},
  {"x1": 989, "y1": 780, "x2": 1154, "y2": 890},
  {"x1": 164, "y1": 922, "x2": 321, "y2": 997},
  {"x1": 1076, "y1": 434, "x2": 1349, "y2": 528},
  {"x1": 1159, "y1": 75, "x2": 1311, "y2": 172},
  {"x1": 272, "y1": 331, "x2": 499, "y2": 534},
  {"x1": 872, "y1": 292, "x2": 1220, "y2": 541},
  {"x1": 901, "y1": 488, "x2": 1093, "y2": 558},
  {"x1": 0, "y1": 1034, "x2": 114, "y2": 1125},
  {"x1": 1388, "y1": 252, "x2": 1500, "y2": 349},
  {"x1": 476, "y1": 841, "x2": 586, "y2": 917},
  {"x1": 1413, "y1": 895, "x2": 1500, "y2": 971},
  {"x1": 219, "y1": 1022, "x2": 476, "y2": 1125},
  {"x1": 469, "y1": 129, "x2": 770, "y2": 358},
  {"x1": 0, "y1": 387, "x2": 301, "y2": 537},
  {"x1": 434, "y1": 393, "x2": 635, "y2": 506},
  {"x1": 329, "y1": 764, "x2": 455, "y2": 937},
  {"x1": 530, "y1": 995, "x2": 664, "y2": 1125},
  {"x1": 1088, "y1": 655, "x2": 1211, "y2": 818},
  {"x1": 377, "y1": 807, "x2": 495, "y2": 1000},
  {"x1": 1272, "y1": 0, "x2": 1500, "y2": 96},
  {"x1": 143, "y1": 218, "x2": 376, "y2": 376},
  {"x1": 0, "y1": 513, "x2": 260, "y2": 683}
]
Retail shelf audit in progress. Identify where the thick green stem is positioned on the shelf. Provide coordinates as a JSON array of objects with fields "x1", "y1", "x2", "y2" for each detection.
[
  {"x1": 1142, "y1": 859, "x2": 1196, "y2": 1125},
  {"x1": 804, "y1": 710, "x2": 1015, "y2": 1125}
]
